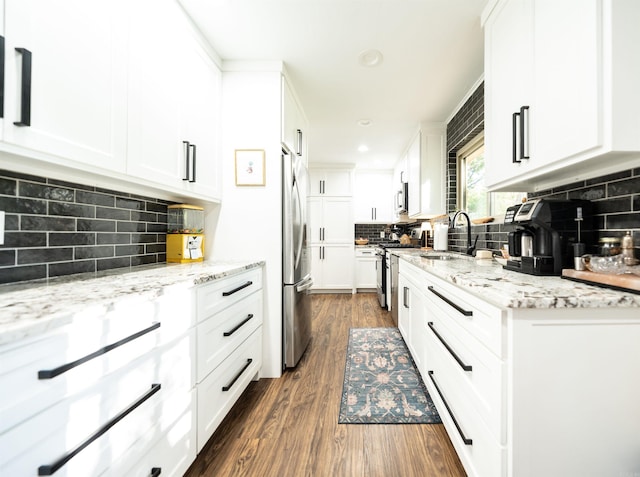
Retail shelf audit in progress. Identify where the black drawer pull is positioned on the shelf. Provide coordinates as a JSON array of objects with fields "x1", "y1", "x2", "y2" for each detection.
[
  {"x1": 223, "y1": 314, "x2": 254, "y2": 337},
  {"x1": 0, "y1": 36, "x2": 4, "y2": 118},
  {"x1": 222, "y1": 281, "x2": 253, "y2": 297},
  {"x1": 38, "y1": 384, "x2": 161, "y2": 475},
  {"x1": 428, "y1": 371, "x2": 472, "y2": 446},
  {"x1": 189, "y1": 143, "x2": 197, "y2": 183},
  {"x1": 428, "y1": 286, "x2": 472, "y2": 316},
  {"x1": 222, "y1": 358, "x2": 253, "y2": 392},
  {"x1": 512, "y1": 111, "x2": 520, "y2": 163},
  {"x1": 182, "y1": 140, "x2": 190, "y2": 181},
  {"x1": 427, "y1": 322, "x2": 472, "y2": 372},
  {"x1": 151, "y1": 468, "x2": 161, "y2": 477},
  {"x1": 14, "y1": 47, "x2": 32, "y2": 127},
  {"x1": 38, "y1": 322, "x2": 161, "y2": 380},
  {"x1": 519, "y1": 105, "x2": 530, "y2": 160}
]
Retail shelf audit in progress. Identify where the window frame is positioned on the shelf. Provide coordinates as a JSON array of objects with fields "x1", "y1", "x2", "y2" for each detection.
[{"x1": 456, "y1": 132, "x2": 486, "y2": 215}]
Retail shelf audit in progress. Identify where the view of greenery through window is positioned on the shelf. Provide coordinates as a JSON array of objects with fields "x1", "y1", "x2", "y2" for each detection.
[{"x1": 460, "y1": 141, "x2": 524, "y2": 218}]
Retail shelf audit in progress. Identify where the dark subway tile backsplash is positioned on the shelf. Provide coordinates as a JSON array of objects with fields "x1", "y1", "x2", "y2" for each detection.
[{"x1": 0, "y1": 169, "x2": 174, "y2": 284}]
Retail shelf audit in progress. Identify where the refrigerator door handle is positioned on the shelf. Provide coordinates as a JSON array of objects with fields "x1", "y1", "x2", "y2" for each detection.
[
  {"x1": 296, "y1": 276, "x2": 314, "y2": 292},
  {"x1": 293, "y1": 175, "x2": 304, "y2": 271}
]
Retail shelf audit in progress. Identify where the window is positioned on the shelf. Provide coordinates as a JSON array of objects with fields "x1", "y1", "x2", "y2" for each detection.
[{"x1": 457, "y1": 133, "x2": 524, "y2": 218}]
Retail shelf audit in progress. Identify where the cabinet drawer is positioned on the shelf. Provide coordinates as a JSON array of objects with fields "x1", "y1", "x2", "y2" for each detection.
[
  {"x1": 0, "y1": 332, "x2": 193, "y2": 475},
  {"x1": 425, "y1": 355, "x2": 506, "y2": 477},
  {"x1": 107, "y1": 389, "x2": 196, "y2": 477},
  {"x1": 0, "y1": 307, "x2": 161, "y2": 433},
  {"x1": 197, "y1": 291, "x2": 262, "y2": 383},
  {"x1": 422, "y1": 272, "x2": 505, "y2": 357},
  {"x1": 424, "y1": 320, "x2": 505, "y2": 443},
  {"x1": 197, "y1": 328, "x2": 262, "y2": 452},
  {"x1": 196, "y1": 268, "x2": 263, "y2": 323}
]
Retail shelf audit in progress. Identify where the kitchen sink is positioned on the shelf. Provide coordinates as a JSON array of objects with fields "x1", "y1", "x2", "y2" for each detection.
[{"x1": 420, "y1": 253, "x2": 459, "y2": 260}]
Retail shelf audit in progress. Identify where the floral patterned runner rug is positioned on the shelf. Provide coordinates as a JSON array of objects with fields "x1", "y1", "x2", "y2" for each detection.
[{"x1": 339, "y1": 327, "x2": 441, "y2": 424}]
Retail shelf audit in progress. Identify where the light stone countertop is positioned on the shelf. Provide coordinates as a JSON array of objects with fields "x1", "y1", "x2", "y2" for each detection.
[
  {"x1": 0, "y1": 260, "x2": 264, "y2": 346},
  {"x1": 394, "y1": 250, "x2": 640, "y2": 309}
]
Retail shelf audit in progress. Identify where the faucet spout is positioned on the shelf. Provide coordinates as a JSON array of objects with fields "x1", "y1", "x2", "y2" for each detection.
[{"x1": 451, "y1": 210, "x2": 476, "y2": 255}]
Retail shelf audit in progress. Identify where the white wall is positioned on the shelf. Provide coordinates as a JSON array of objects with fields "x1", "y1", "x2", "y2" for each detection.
[{"x1": 209, "y1": 64, "x2": 284, "y2": 378}]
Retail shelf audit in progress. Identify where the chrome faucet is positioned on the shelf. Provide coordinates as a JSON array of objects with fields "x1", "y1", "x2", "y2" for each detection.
[{"x1": 450, "y1": 211, "x2": 477, "y2": 256}]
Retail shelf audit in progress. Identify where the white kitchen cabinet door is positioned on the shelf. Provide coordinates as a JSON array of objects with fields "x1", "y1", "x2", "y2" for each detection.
[
  {"x1": 353, "y1": 170, "x2": 393, "y2": 223},
  {"x1": 282, "y1": 77, "x2": 307, "y2": 158},
  {"x1": 397, "y1": 273, "x2": 411, "y2": 341},
  {"x1": 483, "y1": 0, "x2": 534, "y2": 189},
  {"x1": 127, "y1": 0, "x2": 221, "y2": 200},
  {"x1": 354, "y1": 248, "x2": 377, "y2": 289},
  {"x1": 417, "y1": 124, "x2": 446, "y2": 217},
  {"x1": 180, "y1": 40, "x2": 222, "y2": 199},
  {"x1": 484, "y1": 0, "x2": 640, "y2": 191},
  {"x1": 127, "y1": 0, "x2": 186, "y2": 187},
  {"x1": 406, "y1": 132, "x2": 421, "y2": 217},
  {"x1": 308, "y1": 168, "x2": 353, "y2": 196},
  {"x1": 2, "y1": 0, "x2": 127, "y2": 172},
  {"x1": 308, "y1": 196, "x2": 353, "y2": 244},
  {"x1": 310, "y1": 244, "x2": 354, "y2": 290}
]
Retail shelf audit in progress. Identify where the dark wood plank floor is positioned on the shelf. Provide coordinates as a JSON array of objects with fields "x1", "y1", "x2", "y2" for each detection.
[{"x1": 184, "y1": 293, "x2": 466, "y2": 477}]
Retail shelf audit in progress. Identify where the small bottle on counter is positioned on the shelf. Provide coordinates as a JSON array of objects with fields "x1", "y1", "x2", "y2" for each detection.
[{"x1": 621, "y1": 231, "x2": 636, "y2": 265}]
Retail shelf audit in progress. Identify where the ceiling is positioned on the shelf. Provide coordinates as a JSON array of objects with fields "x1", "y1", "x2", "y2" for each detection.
[{"x1": 179, "y1": 0, "x2": 489, "y2": 170}]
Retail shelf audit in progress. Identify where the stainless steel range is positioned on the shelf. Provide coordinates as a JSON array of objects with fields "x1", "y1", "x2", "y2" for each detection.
[{"x1": 374, "y1": 242, "x2": 419, "y2": 311}]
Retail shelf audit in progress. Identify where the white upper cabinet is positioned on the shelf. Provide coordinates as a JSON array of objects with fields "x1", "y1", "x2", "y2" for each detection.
[
  {"x1": 2, "y1": 0, "x2": 128, "y2": 172},
  {"x1": 407, "y1": 124, "x2": 446, "y2": 219},
  {"x1": 407, "y1": 131, "x2": 421, "y2": 217},
  {"x1": 484, "y1": 0, "x2": 640, "y2": 192},
  {"x1": 353, "y1": 170, "x2": 393, "y2": 223},
  {"x1": 282, "y1": 77, "x2": 307, "y2": 159},
  {"x1": 127, "y1": 0, "x2": 221, "y2": 200},
  {"x1": 308, "y1": 167, "x2": 353, "y2": 197},
  {"x1": 483, "y1": 0, "x2": 533, "y2": 189}
]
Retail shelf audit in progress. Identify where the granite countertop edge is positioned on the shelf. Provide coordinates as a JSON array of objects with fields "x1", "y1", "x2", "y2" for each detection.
[
  {"x1": 393, "y1": 250, "x2": 640, "y2": 310},
  {"x1": 0, "y1": 260, "x2": 265, "y2": 346}
]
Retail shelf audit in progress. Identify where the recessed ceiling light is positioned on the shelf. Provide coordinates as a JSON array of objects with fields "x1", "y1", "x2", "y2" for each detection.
[
  {"x1": 357, "y1": 119, "x2": 372, "y2": 127},
  {"x1": 358, "y1": 49, "x2": 383, "y2": 67},
  {"x1": 358, "y1": 145, "x2": 369, "y2": 153}
]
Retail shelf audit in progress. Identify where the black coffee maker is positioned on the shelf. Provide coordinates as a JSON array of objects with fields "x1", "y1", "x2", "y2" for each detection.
[{"x1": 503, "y1": 199, "x2": 594, "y2": 276}]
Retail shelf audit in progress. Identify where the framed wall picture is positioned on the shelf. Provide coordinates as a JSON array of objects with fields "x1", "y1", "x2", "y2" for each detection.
[{"x1": 235, "y1": 149, "x2": 266, "y2": 186}]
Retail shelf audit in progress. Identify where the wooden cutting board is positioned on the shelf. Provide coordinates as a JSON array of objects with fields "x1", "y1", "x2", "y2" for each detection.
[{"x1": 562, "y1": 269, "x2": 640, "y2": 293}]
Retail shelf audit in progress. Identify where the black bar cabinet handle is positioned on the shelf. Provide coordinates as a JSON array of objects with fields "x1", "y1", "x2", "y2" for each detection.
[
  {"x1": 403, "y1": 286, "x2": 409, "y2": 308},
  {"x1": 427, "y1": 322, "x2": 472, "y2": 372},
  {"x1": 38, "y1": 384, "x2": 161, "y2": 475},
  {"x1": 182, "y1": 141, "x2": 190, "y2": 181},
  {"x1": 189, "y1": 143, "x2": 196, "y2": 182},
  {"x1": 428, "y1": 371, "x2": 472, "y2": 445},
  {"x1": 150, "y1": 468, "x2": 161, "y2": 477},
  {"x1": 520, "y1": 105, "x2": 529, "y2": 160},
  {"x1": 222, "y1": 359, "x2": 253, "y2": 392},
  {"x1": 428, "y1": 286, "x2": 473, "y2": 317},
  {"x1": 222, "y1": 281, "x2": 253, "y2": 297},
  {"x1": 296, "y1": 129, "x2": 303, "y2": 156},
  {"x1": 0, "y1": 36, "x2": 4, "y2": 118},
  {"x1": 223, "y1": 314, "x2": 254, "y2": 337},
  {"x1": 38, "y1": 322, "x2": 160, "y2": 379},
  {"x1": 512, "y1": 111, "x2": 520, "y2": 164},
  {"x1": 14, "y1": 47, "x2": 32, "y2": 127}
]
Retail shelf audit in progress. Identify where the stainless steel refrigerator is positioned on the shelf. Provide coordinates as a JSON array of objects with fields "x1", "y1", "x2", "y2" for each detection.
[{"x1": 282, "y1": 146, "x2": 313, "y2": 369}]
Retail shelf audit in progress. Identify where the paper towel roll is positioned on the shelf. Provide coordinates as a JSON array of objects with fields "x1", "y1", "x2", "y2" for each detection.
[{"x1": 434, "y1": 223, "x2": 448, "y2": 251}]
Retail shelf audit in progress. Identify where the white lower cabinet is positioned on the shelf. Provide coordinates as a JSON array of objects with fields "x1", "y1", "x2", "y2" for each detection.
[
  {"x1": 197, "y1": 328, "x2": 262, "y2": 451},
  {"x1": 310, "y1": 244, "x2": 354, "y2": 290},
  {"x1": 400, "y1": 258, "x2": 640, "y2": 477},
  {"x1": 0, "y1": 265, "x2": 264, "y2": 476},
  {"x1": 195, "y1": 268, "x2": 264, "y2": 451},
  {"x1": 354, "y1": 247, "x2": 376, "y2": 290}
]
